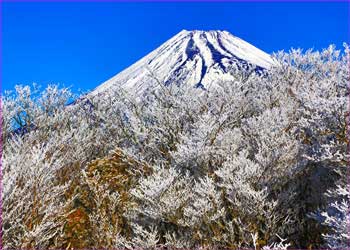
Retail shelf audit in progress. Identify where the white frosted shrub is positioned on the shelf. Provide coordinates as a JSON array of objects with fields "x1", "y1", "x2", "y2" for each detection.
[{"x1": 1, "y1": 44, "x2": 349, "y2": 249}]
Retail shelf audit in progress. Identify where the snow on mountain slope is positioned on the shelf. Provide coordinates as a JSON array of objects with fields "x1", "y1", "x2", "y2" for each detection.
[{"x1": 92, "y1": 30, "x2": 276, "y2": 95}]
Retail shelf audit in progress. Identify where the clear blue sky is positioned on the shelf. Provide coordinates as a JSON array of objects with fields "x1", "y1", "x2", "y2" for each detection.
[{"x1": 2, "y1": 2, "x2": 349, "y2": 93}]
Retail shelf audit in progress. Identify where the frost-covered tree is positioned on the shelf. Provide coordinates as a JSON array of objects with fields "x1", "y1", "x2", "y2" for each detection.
[
  {"x1": 318, "y1": 183, "x2": 350, "y2": 249},
  {"x1": 1, "y1": 44, "x2": 349, "y2": 249}
]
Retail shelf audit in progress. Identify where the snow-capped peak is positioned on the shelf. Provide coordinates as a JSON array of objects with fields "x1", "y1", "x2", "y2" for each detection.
[{"x1": 92, "y1": 30, "x2": 276, "y2": 95}]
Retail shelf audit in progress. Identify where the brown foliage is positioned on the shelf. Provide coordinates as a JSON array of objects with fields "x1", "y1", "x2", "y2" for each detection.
[{"x1": 50, "y1": 148, "x2": 151, "y2": 249}]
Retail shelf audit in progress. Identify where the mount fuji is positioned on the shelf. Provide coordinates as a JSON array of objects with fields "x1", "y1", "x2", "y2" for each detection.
[{"x1": 91, "y1": 30, "x2": 276, "y2": 95}]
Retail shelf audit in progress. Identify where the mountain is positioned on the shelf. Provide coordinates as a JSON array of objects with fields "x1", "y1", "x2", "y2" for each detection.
[{"x1": 91, "y1": 30, "x2": 276, "y2": 95}]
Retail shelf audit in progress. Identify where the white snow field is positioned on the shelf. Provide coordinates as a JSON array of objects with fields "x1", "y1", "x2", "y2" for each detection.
[{"x1": 91, "y1": 30, "x2": 277, "y2": 95}]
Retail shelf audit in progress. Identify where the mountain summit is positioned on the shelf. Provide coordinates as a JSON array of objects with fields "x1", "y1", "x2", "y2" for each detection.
[{"x1": 92, "y1": 30, "x2": 276, "y2": 94}]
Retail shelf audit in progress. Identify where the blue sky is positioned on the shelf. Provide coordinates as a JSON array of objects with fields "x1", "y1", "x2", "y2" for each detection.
[{"x1": 2, "y1": 2, "x2": 349, "y2": 93}]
